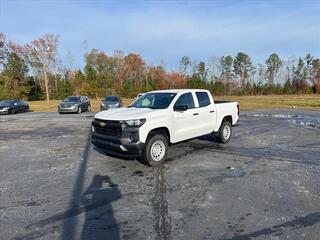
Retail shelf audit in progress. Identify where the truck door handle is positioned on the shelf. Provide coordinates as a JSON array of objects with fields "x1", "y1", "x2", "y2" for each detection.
[
  {"x1": 210, "y1": 110, "x2": 215, "y2": 113},
  {"x1": 193, "y1": 113, "x2": 199, "y2": 116}
]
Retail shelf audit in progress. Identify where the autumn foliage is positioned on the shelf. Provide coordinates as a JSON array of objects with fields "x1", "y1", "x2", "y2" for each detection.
[{"x1": 0, "y1": 32, "x2": 319, "y2": 101}]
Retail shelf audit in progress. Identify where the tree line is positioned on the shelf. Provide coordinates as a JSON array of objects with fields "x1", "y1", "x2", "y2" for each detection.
[{"x1": 0, "y1": 32, "x2": 319, "y2": 101}]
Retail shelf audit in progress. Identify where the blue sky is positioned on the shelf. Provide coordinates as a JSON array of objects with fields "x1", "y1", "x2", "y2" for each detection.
[{"x1": 1, "y1": 0, "x2": 319, "y2": 70}]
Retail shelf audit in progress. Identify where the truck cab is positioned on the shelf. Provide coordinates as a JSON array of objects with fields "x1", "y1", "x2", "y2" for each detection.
[{"x1": 91, "y1": 89, "x2": 239, "y2": 166}]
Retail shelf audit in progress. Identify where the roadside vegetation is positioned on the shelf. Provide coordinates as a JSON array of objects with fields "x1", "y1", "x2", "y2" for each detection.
[
  {"x1": 0, "y1": 32, "x2": 320, "y2": 105},
  {"x1": 27, "y1": 95, "x2": 320, "y2": 112}
]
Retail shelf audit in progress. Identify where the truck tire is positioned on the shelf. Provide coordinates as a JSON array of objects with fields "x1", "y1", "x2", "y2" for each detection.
[
  {"x1": 77, "y1": 107, "x2": 82, "y2": 114},
  {"x1": 217, "y1": 120, "x2": 232, "y2": 143},
  {"x1": 142, "y1": 134, "x2": 168, "y2": 166}
]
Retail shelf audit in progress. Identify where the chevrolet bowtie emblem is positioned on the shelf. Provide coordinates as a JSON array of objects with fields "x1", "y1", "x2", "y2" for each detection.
[{"x1": 99, "y1": 122, "x2": 106, "y2": 127}]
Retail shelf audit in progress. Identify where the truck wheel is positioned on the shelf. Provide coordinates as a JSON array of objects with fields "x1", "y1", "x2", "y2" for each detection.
[
  {"x1": 77, "y1": 107, "x2": 82, "y2": 114},
  {"x1": 142, "y1": 134, "x2": 168, "y2": 166},
  {"x1": 217, "y1": 120, "x2": 232, "y2": 143}
]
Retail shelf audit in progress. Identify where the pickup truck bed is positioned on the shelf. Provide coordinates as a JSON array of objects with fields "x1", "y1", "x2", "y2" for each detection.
[{"x1": 214, "y1": 100, "x2": 234, "y2": 104}]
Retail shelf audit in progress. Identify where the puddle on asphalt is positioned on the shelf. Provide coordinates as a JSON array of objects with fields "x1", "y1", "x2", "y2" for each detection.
[
  {"x1": 243, "y1": 113, "x2": 302, "y2": 118},
  {"x1": 244, "y1": 113, "x2": 320, "y2": 130},
  {"x1": 288, "y1": 119, "x2": 320, "y2": 130}
]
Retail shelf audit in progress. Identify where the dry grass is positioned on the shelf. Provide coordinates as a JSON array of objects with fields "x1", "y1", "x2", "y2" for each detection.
[
  {"x1": 28, "y1": 95, "x2": 320, "y2": 112},
  {"x1": 215, "y1": 95, "x2": 320, "y2": 111}
]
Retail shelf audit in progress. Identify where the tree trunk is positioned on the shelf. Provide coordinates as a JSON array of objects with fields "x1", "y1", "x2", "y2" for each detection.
[
  {"x1": 268, "y1": 71, "x2": 273, "y2": 86},
  {"x1": 43, "y1": 64, "x2": 50, "y2": 102},
  {"x1": 241, "y1": 74, "x2": 246, "y2": 89},
  {"x1": 54, "y1": 77, "x2": 58, "y2": 93}
]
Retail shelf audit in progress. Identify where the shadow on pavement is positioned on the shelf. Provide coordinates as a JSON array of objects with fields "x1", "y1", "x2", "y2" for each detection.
[
  {"x1": 60, "y1": 133, "x2": 122, "y2": 240},
  {"x1": 60, "y1": 131, "x2": 91, "y2": 239},
  {"x1": 13, "y1": 132, "x2": 122, "y2": 240},
  {"x1": 79, "y1": 175, "x2": 121, "y2": 240}
]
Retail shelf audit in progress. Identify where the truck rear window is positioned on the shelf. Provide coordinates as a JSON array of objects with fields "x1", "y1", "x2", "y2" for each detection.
[{"x1": 196, "y1": 92, "x2": 210, "y2": 107}]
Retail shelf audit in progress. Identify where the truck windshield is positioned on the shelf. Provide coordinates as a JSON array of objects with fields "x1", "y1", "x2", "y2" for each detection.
[{"x1": 130, "y1": 92, "x2": 176, "y2": 109}]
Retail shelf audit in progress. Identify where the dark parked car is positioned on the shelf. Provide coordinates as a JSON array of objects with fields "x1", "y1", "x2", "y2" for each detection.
[
  {"x1": 100, "y1": 95, "x2": 122, "y2": 111},
  {"x1": 58, "y1": 96, "x2": 91, "y2": 114},
  {"x1": 0, "y1": 99, "x2": 29, "y2": 114}
]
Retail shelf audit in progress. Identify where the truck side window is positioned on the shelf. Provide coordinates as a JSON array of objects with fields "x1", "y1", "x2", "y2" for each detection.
[
  {"x1": 174, "y1": 93, "x2": 195, "y2": 109},
  {"x1": 196, "y1": 92, "x2": 210, "y2": 107}
]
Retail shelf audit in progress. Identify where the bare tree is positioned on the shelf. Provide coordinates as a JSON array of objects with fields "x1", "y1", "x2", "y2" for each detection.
[
  {"x1": 30, "y1": 34, "x2": 59, "y2": 102},
  {"x1": 0, "y1": 32, "x2": 9, "y2": 66}
]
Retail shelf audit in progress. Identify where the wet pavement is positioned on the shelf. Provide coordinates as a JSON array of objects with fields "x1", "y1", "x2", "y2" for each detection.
[{"x1": 0, "y1": 109, "x2": 319, "y2": 240}]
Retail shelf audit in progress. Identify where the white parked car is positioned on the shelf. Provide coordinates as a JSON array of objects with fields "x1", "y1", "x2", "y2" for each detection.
[{"x1": 91, "y1": 89, "x2": 239, "y2": 166}]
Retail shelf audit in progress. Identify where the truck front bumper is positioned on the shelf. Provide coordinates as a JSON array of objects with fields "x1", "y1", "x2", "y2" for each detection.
[{"x1": 91, "y1": 120, "x2": 144, "y2": 158}]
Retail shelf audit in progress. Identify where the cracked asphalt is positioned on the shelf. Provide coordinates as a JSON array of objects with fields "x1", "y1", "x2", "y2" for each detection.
[{"x1": 0, "y1": 109, "x2": 320, "y2": 240}]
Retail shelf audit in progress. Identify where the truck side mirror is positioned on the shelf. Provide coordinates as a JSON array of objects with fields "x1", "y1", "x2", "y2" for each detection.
[{"x1": 174, "y1": 104, "x2": 188, "y2": 111}]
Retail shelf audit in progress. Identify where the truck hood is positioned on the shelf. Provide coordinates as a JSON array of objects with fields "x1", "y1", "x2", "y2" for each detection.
[{"x1": 94, "y1": 107, "x2": 162, "y2": 121}]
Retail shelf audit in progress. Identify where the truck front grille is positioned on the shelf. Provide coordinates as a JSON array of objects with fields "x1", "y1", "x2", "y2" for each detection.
[{"x1": 93, "y1": 119, "x2": 122, "y2": 137}]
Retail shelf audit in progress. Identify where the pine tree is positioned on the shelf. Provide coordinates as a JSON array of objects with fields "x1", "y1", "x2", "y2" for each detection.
[
  {"x1": 233, "y1": 52, "x2": 253, "y2": 89},
  {"x1": 0, "y1": 52, "x2": 30, "y2": 99},
  {"x1": 265, "y1": 53, "x2": 282, "y2": 86}
]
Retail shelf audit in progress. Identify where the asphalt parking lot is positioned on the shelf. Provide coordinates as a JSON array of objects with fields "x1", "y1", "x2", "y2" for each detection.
[{"x1": 0, "y1": 110, "x2": 320, "y2": 240}]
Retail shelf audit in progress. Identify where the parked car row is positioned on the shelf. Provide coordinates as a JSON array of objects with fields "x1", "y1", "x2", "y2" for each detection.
[
  {"x1": 0, "y1": 99, "x2": 29, "y2": 115},
  {"x1": 58, "y1": 95, "x2": 91, "y2": 114},
  {"x1": 0, "y1": 94, "x2": 125, "y2": 115}
]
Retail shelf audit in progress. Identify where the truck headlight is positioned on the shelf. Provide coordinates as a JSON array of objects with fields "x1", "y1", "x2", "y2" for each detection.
[{"x1": 124, "y1": 119, "x2": 146, "y2": 127}]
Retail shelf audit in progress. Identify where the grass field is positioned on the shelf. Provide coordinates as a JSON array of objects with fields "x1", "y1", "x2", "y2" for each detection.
[
  {"x1": 27, "y1": 95, "x2": 320, "y2": 112},
  {"x1": 215, "y1": 95, "x2": 320, "y2": 111}
]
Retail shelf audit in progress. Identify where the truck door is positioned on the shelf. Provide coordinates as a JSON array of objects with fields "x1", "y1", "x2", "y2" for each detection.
[
  {"x1": 195, "y1": 91, "x2": 217, "y2": 134},
  {"x1": 173, "y1": 92, "x2": 201, "y2": 142}
]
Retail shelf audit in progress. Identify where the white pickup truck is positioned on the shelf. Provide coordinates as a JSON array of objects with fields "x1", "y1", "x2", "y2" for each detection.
[{"x1": 91, "y1": 89, "x2": 239, "y2": 166}]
